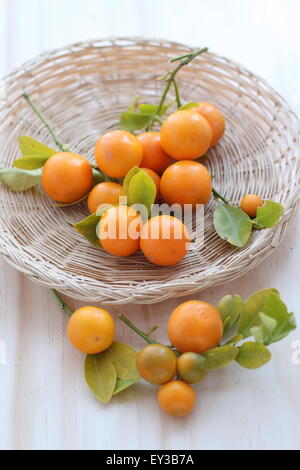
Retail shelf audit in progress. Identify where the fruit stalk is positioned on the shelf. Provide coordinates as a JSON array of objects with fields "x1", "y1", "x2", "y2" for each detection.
[
  {"x1": 52, "y1": 289, "x2": 73, "y2": 316},
  {"x1": 212, "y1": 187, "x2": 229, "y2": 204},
  {"x1": 119, "y1": 314, "x2": 157, "y2": 344}
]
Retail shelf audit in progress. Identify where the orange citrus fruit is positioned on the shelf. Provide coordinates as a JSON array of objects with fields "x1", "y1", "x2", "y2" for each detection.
[{"x1": 87, "y1": 182, "x2": 123, "y2": 214}]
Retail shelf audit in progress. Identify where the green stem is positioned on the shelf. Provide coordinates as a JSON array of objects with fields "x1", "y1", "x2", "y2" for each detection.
[
  {"x1": 22, "y1": 93, "x2": 66, "y2": 152},
  {"x1": 173, "y1": 79, "x2": 182, "y2": 108},
  {"x1": 119, "y1": 314, "x2": 156, "y2": 344},
  {"x1": 52, "y1": 289, "x2": 73, "y2": 316},
  {"x1": 213, "y1": 188, "x2": 229, "y2": 204},
  {"x1": 148, "y1": 47, "x2": 208, "y2": 130}
]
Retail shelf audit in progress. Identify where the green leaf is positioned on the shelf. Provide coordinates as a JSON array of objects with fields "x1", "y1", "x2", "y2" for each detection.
[
  {"x1": 73, "y1": 213, "x2": 101, "y2": 246},
  {"x1": 253, "y1": 201, "x2": 284, "y2": 229},
  {"x1": 225, "y1": 334, "x2": 244, "y2": 345},
  {"x1": 179, "y1": 102, "x2": 199, "y2": 110},
  {"x1": 103, "y1": 342, "x2": 140, "y2": 381},
  {"x1": 123, "y1": 166, "x2": 142, "y2": 204},
  {"x1": 217, "y1": 295, "x2": 244, "y2": 335},
  {"x1": 113, "y1": 378, "x2": 139, "y2": 396},
  {"x1": 235, "y1": 342, "x2": 271, "y2": 369},
  {"x1": 213, "y1": 203, "x2": 253, "y2": 247},
  {"x1": 202, "y1": 345, "x2": 239, "y2": 370},
  {"x1": 127, "y1": 96, "x2": 141, "y2": 113},
  {"x1": 84, "y1": 354, "x2": 117, "y2": 403},
  {"x1": 138, "y1": 102, "x2": 173, "y2": 116},
  {"x1": 18, "y1": 136, "x2": 57, "y2": 158},
  {"x1": 129, "y1": 170, "x2": 156, "y2": 216},
  {"x1": 118, "y1": 112, "x2": 151, "y2": 132},
  {"x1": 0, "y1": 168, "x2": 42, "y2": 192},
  {"x1": 52, "y1": 194, "x2": 88, "y2": 207},
  {"x1": 238, "y1": 289, "x2": 280, "y2": 337},
  {"x1": 92, "y1": 168, "x2": 106, "y2": 184},
  {"x1": 14, "y1": 155, "x2": 50, "y2": 170}
]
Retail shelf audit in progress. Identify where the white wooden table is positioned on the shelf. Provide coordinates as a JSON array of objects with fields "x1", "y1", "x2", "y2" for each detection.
[{"x1": 0, "y1": 0, "x2": 299, "y2": 451}]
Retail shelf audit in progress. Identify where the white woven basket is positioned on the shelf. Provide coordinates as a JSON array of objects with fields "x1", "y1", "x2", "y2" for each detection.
[{"x1": 0, "y1": 37, "x2": 299, "y2": 305}]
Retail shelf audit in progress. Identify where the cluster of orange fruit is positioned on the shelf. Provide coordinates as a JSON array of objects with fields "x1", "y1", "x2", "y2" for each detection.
[
  {"x1": 41, "y1": 102, "x2": 263, "y2": 266},
  {"x1": 67, "y1": 299, "x2": 223, "y2": 418}
]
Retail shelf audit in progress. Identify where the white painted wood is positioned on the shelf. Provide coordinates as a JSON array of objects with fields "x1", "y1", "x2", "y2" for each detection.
[{"x1": 0, "y1": 0, "x2": 299, "y2": 450}]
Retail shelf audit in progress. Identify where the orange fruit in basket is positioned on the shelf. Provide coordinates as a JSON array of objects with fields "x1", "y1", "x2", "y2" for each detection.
[
  {"x1": 240, "y1": 194, "x2": 263, "y2": 219},
  {"x1": 157, "y1": 381, "x2": 196, "y2": 418},
  {"x1": 41, "y1": 152, "x2": 93, "y2": 203},
  {"x1": 99, "y1": 205, "x2": 141, "y2": 257},
  {"x1": 140, "y1": 215, "x2": 189, "y2": 266},
  {"x1": 160, "y1": 110, "x2": 212, "y2": 160},
  {"x1": 195, "y1": 102, "x2": 225, "y2": 148},
  {"x1": 160, "y1": 161, "x2": 212, "y2": 207},
  {"x1": 87, "y1": 182, "x2": 123, "y2": 214},
  {"x1": 95, "y1": 130, "x2": 143, "y2": 178},
  {"x1": 67, "y1": 306, "x2": 115, "y2": 354},
  {"x1": 137, "y1": 132, "x2": 174, "y2": 175},
  {"x1": 167, "y1": 300, "x2": 223, "y2": 353},
  {"x1": 141, "y1": 168, "x2": 160, "y2": 202},
  {"x1": 136, "y1": 344, "x2": 177, "y2": 385}
]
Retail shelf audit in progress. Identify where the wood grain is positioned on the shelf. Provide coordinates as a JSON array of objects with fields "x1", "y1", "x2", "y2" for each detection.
[{"x1": 0, "y1": 0, "x2": 299, "y2": 450}]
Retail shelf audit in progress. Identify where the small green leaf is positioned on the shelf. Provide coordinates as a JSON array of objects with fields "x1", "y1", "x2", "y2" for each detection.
[
  {"x1": 73, "y1": 213, "x2": 101, "y2": 246},
  {"x1": 253, "y1": 201, "x2": 284, "y2": 229},
  {"x1": 92, "y1": 168, "x2": 106, "y2": 184},
  {"x1": 0, "y1": 168, "x2": 42, "y2": 192},
  {"x1": 85, "y1": 354, "x2": 117, "y2": 403},
  {"x1": 238, "y1": 289, "x2": 280, "y2": 337},
  {"x1": 18, "y1": 136, "x2": 57, "y2": 158},
  {"x1": 225, "y1": 334, "x2": 244, "y2": 345},
  {"x1": 113, "y1": 378, "x2": 139, "y2": 395},
  {"x1": 103, "y1": 342, "x2": 140, "y2": 381},
  {"x1": 235, "y1": 342, "x2": 271, "y2": 369},
  {"x1": 213, "y1": 203, "x2": 253, "y2": 247},
  {"x1": 14, "y1": 155, "x2": 50, "y2": 170},
  {"x1": 129, "y1": 170, "x2": 156, "y2": 216},
  {"x1": 118, "y1": 113, "x2": 151, "y2": 132},
  {"x1": 123, "y1": 166, "x2": 143, "y2": 204},
  {"x1": 138, "y1": 102, "x2": 173, "y2": 117},
  {"x1": 127, "y1": 96, "x2": 141, "y2": 113},
  {"x1": 179, "y1": 102, "x2": 199, "y2": 110},
  {"x1": 217, "y1": 295, "x2": 244, "y2": 335},
  {"x1": 202, "y1": 345, "x2": 239, "y2": 370}
]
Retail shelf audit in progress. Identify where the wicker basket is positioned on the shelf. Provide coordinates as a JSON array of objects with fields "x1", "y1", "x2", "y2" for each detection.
[{"x1": 0, "y1": 37, "x2": 299, "y2": 305}]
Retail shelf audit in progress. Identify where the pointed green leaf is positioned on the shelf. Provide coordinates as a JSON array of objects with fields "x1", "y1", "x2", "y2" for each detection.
[
  {"x1": 213, "y1": 203, "x2": 253, "y2": 247},
  {"x1": 103, "y1": 342, "x2": 140, "y2": 380},
  {"x1": 113, "y1": 378, "x2": 139, "y2": 395},
  {"x1": 14, "y1": 155, "x2": 50, "y2": 170},
  {"x1": 127, "y1": 96, "x2": 141, "y2": 113},
  {"x1": 0, "y1": 168, "x2": 42, "y2": 191},
  {"x1": 129, "y1": 170, "x2": 156, "y2": 216},
  {"x1": 226, "y1": 334, "x2": 244, "y2": 345},
  {"x1": 18, "y1": 136, "x2": 57, "y2": 157},
  {"x1": 238, "y1": 289, "x2": 280, "y2": 337},
  {"x1": 123, "y1": 166, "x2": 143, "y2": 204},
  {"x1": 138, "y1": 102, "x2": 173, "y2": 117},
  {"x1": 235, "y1": 342, "x2": 271, "y2": 369},
  {"x1": 179, "y1": 102, "x2": 199, "y2": 110},
  {"x1": 202, "y1": 345, "x2": 239, "y2": 370},
  {"x1": 85, "y1": 354, "x2": 117, "y2": 403},
  {"x1": 73, "y1": 213, "x2": 101, "y2": 246},
  {"x1": 118, "y1": 112, "x2": 151, "y2": 131},
  {"x1": 253, "y1": 201, "x2": 284, "y2": 229},
  {"x1": 217, "y1": 295, "x2": 244, "y2": 335}
]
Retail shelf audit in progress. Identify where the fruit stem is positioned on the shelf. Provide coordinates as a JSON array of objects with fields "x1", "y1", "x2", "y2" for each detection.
[
  {"x1": 212, "y1": 188, "x2": 229, "y2": 204},
  {"x1": 22, "y1": 93, "x2": 67, "y2": 152},
  {"x1": 149, "y1": 47, "x2": 208, "y2": 130},
  {"x1": 119, "y1": 314, "x2": 156, "y2": 344},
  {"x1": 52, "y1": 289, "x2": 73, "y2": 316}
]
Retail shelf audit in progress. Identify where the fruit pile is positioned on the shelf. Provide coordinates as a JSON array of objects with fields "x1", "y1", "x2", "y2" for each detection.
[
  {"x1": 0, "y1": 48, "x2": 284, "y2": 267},
  {"x1": 56, "y1": 288, "x2": 296, "y2": 418}
]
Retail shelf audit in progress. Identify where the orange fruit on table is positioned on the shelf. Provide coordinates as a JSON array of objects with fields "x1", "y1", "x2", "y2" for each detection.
[
  {"x1": 137, "y1": 132, "x2": 174, "y2": 175},
  {"x1": 157, "y1": 381, "x2": 196, "y2": 418},
  {"x1": 67, "y1": 306, "x2": 115, "y2": 354},
  {"x1": 95, "y1": 130, "x2": 143, "y2": 178},
  {"x1": 140, "y1": 215, "x2": 189, "y2": 267},
  {"x1": 195, "y1": 102, "x2": 225, "y2": 148},
  {"x1": 140, "y1": 168, "x2": 160, "y2": 202},
  {"x1": 167, "y1": 300, "x2": 223, "y2": 354},
  {"x1": 240, "y1": 194, "x2": 263, "y2": 219},
  {"x1": 41, "y1": 152, "x2": 93, "y2": 203},
  {"x1": 160, "y1": 161, "x2": 212, "y2": 207},
  {"x1": 87, "y1": 182, "x2": 123, "y2": 214},
  {"x1": 99, "y1": 205, "x2": 141, "y2": 257},
  {"x1": 136, "y1": 344, "x2": 177, "y2": 385},
  {"x1": 160, "y1": 110, "x2": 212, "y2": 160}
]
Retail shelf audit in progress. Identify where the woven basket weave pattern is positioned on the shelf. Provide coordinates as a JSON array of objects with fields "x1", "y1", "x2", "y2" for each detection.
[{"x1": 0, "y1": 38, "x2": 299, "y2": 304}]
